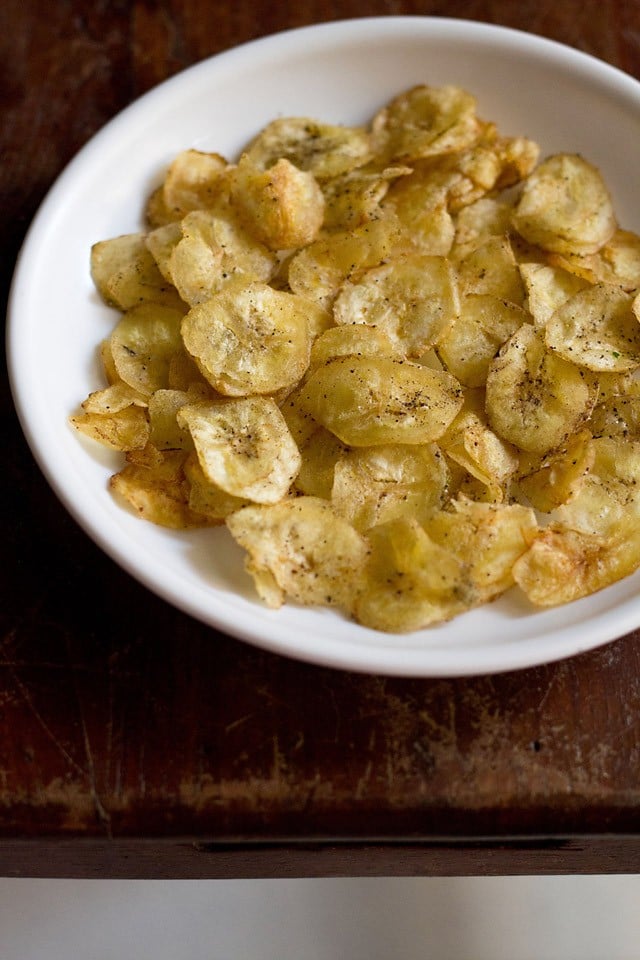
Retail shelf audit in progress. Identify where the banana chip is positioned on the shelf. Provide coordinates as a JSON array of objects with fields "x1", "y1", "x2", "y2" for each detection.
[
  {"x1": 512, "y1": 153, "x2": 617, "y2": 256},
  {"x1": 545, "y1": 283, "x2": 640, "y2": 372},
  {"x1": 333, "y1": 254, "x2": 459, "y2": 356},
  {"x1": 226, "y1": 496, "x2": 369, "y2": 610},
  {"x1": 300, "y1": 356, "x2": 464, "y2": 446},
  {"x1": 177, "y1": 397, "x2": 301, "y2": 503},
  {"x1": 485, "y1": 324, "x2": 593, "y2": 454},
  {"x1": 181, "y1": 281, "x2": 315, "y2": 396}
]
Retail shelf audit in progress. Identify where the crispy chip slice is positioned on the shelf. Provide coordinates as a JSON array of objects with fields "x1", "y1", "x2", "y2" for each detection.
[
  {"x1": 513, "y1": 524, "x2": 640, "y2": 606},
  {"x1": 440, "y1": 394, "x2": 519, "y2": 498},
  {"x1": 183, "y1": 451, "x2": 249, "y2": 521},
  {"x1": 426, "y1": 499, "x2": 538, "y2": 602},
  {"x1": 81, "y1": 382, "x2": 147, "y2": 415},
  {"x1": 322, "y1": 164, "x2": 412, "y2": 232},
  {"x1": 436, "y1": 294, "x2": 528, "y2": 387},
  {"x1": 456, "y1": 235, "x2": 525, "y2": 304},
  {"x1": 177, "y1": 397, "x2": 301, "y2": 503},
  {"x1": 70, "y1": 406, "x2": 150, "y2": 451},
  {"x1": 161, "y1": 149, "x2": 230, "y2": 217},
  {"x1": 512, "y1": 153, "x2": 617, "y2": 255},
  {"x1": 300, "y1": 356, "x2": 464, "y2": 446},
  {"x1": 452, "y1": 197, "x2": 515, "y2": 258},
  {"x1": 295, "y1": 428, "x2": 348, "y2": 499},
  {"x1": 485, "y1": 324, "x2": 594, "y2": 454},
  {"x1": 91, "y1": 234, "x2": 181, "y2": 310},
  {"x1": 353, "y1": 518, "x2": 467, "y2": 632},
  {"x1": 181, "y1": 281, "x2": 315, "y2": 396},
  {"x1": 148, "y1": 389, "x2": 194, "y2": 450},
  {"x1": 519, "y1": 262, "x2": 590, "y2": 329},
  {"x1": 545, "y1": 283, "x2": 640, "y2": 373},
  {"x1": 230, "y1": 155, "x2": 325, "y2": 250},
  {"x1": 110, "y1": 450, "x2": 209, "y2": 528},
  {"x1": 309, "y1": 324, "x2": 401, "y2": 368},
  {"x1": 287, "y1": 215, "x2": 402, "y2": 308},
  {"x1": 551, "y1": 437, "x2": 640, "y2": 537},
  {"x1": 110, "y1": 303, "x2": 185, "y2": 397},
  {"x1": 371, "y1": 84, "x2": 480, "y2": 163},
  {"x1": 516, "y1": 429, "x2": 595, "y2": 512},
  {"x1": 226, "y1": 496, "x2": 369, "y2": 609},
  {"x1": 331, "y1": 443, "x2": 449, "y2": 531},
  {"x1": 333, "y1": 254, "x2": 459, "y2": 357},
  {"x1": 243, "y1": 117, "x2": 372, "y2": 179}
]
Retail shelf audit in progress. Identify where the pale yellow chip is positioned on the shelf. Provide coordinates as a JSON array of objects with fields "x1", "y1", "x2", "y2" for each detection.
[
  {"x1": 353, "y1": 518, "x2": 467, "y2": 632},
  {"x1": 331, "y1": 443, "x2": 449, "y2": 531},
  {"x1": 322, "y1": 164, "x2": 412, "y2": 232},
  {"x1": 440, "y1": 396, "x2": 519, "y2": 499},
  {"x1": 177, "y1": 397, "x2": 301, "y2": 503},
  {"x1": 513, "y1": 524, "x2": 640, "y2": 607},
  {"x1": 181, "y1": 281, "x2": 315, "y2": 396},
  {"x1": 308, "y1": 323, "x2": 401, "y2": 368},
  {"x1": 183, "y1": 451, "x2": 249, "y2": 521},
  {"x1": 110, "y1": 450, "x2": 210, "y2": 529},
  {"x1": 371, "y1": 84, "x2": 480, "y2": 163},
  {"x1": 91, "y1": 234, "x2": 181, "y2": 310},
  {"x1": 243, "y1": 117, "x2": 372, "y2": 179},
  {"x1": 551, "y1": 437, "x2": 640, "y2": 537},
  {"x1": 436, "y1": 294, "x2": 528, "y2": 388},
  {"x1": 485, "y1": 324, "x2": 594, "y2": 454},
  {"x1": 512, "y1": 153, "x2": 617, "y2": 256},
  {"x1": 110, "y1": 303, "x2": 185, "y2": 397},
  {"x1": 226, "y1": 496, "x2": 369, "y2": 610},
  {"x1": 452, "y1": 197, "x2": 515, "y2": 257},
  {"x1": 333, "y1": 254, "x2": 459, "y2": 357},
  {"x1": 70, "y1": 406, "x2": 150, "y2": 451},
  {"x1": 519, "y1": 262, "x2": 590, "y2": 329},
  {"x1": 81, "y1": 382, "x2": 147, "y2": 415},
  {"x1": 148, "y1": 389, "x2": 194, "y2": 450},
  {"x1": 300, "y1": 356, "x2": 464, "y2": 446},
  {"x1": 287, "y1": 215, "x2": 402, "y2": 308},
  {"x1": 426, "y1": 499, "x2": 538, "y2": 602},
  {"x1": 516, "y1": 429, "x2": 595, "y2": 513},
  {"x1": 545, "y1": 283, "x2": 640, "y2": 373},
  {"x1": 161, "y1": 149, "x2": 230, "y2": 217},
  {"x1": 295, "y1": 428, "x2": 348, "y2": 499},
  {"x1": 456, "y1": 235, "x2": 525, "y2": 304},
  {"x1": 230, "y1": 155, "x2": 325, "y2": 250}
]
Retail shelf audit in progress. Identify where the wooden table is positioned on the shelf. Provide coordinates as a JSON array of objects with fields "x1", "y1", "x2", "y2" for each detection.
[{"x1": 3, "y1": 0, "x2": 640, "y2": 878}]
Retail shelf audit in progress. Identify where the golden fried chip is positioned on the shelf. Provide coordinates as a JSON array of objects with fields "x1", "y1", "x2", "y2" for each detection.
[
  {"x1": 353, "y1": 518, "x2": 467, "y2": 632},
  {"x1": 295, "y1": 428, "x2": 348, "y2": 499},
  {"x1": 110, "y1": 303, "x2": 185, "y2": 396},
  {"x1": 427, "y1": 499, "x2": 538, "y2": 602},
  {"x1": 371, "y1": 84, "x2": 480, "y2": 163},
  {"x1": 513, "y1": 524, "x2": 640, "y2": 606},
  {"x1": 436, "y1": 294, "x2": 528, "y2": 387},
  {"x1": 512, "y1": 153, "x2": 617, "y2": 255},
  {"x1": 177, "y1": 397, "x2": 301, "y2": 503},
  {"x1": 110, "y1": 450, "x2": 209, "y2": 528},
  {"x1": 519, "y1": 262, "x2": 590, "y2": 329},
  {"x1": 181, "y1": 281, "x2": 315, "y2": 396},
  {"x1": 309, "y1": 323, "x2": 400, "y2": 368},
  {"x1": 331, "y1": 443, "x2": 449, "y2": 531},
  {"x1": 91, "y1": 234, "x2": 181, "y2": 310},
  {"x1": 243, "y1": 117, "x2": 372, "y2": 179},
  {"x1": 230, "y1": 155, "x2": 325, "y2": 250},
  {"x1": 322, "y1": 164, "x2": 412, "y2": 231},
  {"x1": 456, "y1": 235, "x2": 525, "y2": 304},
  {"x1": 516, "y1": 429, "x2": 595, "y2": 512},
  {"x1": 287, "y1": 215, "x2": 402, "y2": 308},
  {"x1": 81, "y1": 383, "x2": 147, "y2": 415},
  {"x1": 70, "y1": 406, "x2": 150, "y2": 451},
  {"x1": 485, "y1": 324, "x2": 594, "y2": 454},
  {"x1": 226, "y1": 496, "x2": 369, "y2": 609},
  {"x1": 440, "y1": 395, "x2": 519, "y2": 498},
  {"x1": 161, "y1": 149, "x2": 230, "y2": 217},
  {"x1": 183, "y1": 451, "x2": 249, "y2": 521},
  {"x1": 333, "y1": 254, "x2": 459, "y2": 356},
  {"x1": 300, "y1": 356, "x2": 464, "y2": 446},
  {"x1": 545, "y1": 283, "x2": 640, "y2": 372}
]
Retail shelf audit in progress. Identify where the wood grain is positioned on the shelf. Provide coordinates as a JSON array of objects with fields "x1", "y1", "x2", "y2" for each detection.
[{"x1": 3, "y1": 0, "x2": 640, "y2": 877}]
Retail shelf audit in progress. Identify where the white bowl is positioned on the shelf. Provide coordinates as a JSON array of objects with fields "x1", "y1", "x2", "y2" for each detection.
[{"x1": 8, "y1": 17, "x2": 640, "y2": 676}]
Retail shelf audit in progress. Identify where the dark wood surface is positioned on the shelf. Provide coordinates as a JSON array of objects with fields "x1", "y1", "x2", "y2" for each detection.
[{"x1": 3, "y1": 0, "x2": 640, "y2": 878}]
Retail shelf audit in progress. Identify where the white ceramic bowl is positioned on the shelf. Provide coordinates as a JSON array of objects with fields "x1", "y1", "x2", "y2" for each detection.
[{"x1": 9, "y1": 17, "x2": 640, "y2": 676}]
